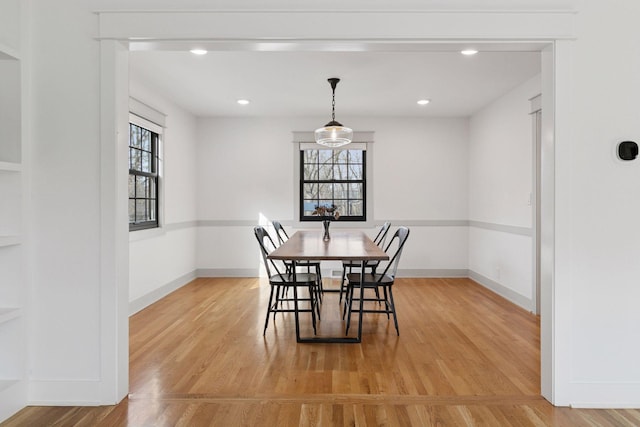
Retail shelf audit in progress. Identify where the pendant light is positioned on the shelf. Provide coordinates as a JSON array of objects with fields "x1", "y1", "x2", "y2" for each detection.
[{"x1": 315, "y1": 78, "x2": 353, "y2": 147}]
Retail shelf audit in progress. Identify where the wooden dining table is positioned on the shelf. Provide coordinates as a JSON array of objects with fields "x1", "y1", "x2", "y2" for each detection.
[{"x1": 267, "y1": 229, "x2": 389, "y2": 343}]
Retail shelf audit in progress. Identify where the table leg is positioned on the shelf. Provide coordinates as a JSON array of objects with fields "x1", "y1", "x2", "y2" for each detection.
[
  {"x1": 357, "y1": 259, "x2": 365, "y2": 342},
  {"x1": 292, "y1": 262, "x2": 301, "y2": 342},
  {"x1": 294, "y1": 259, "x2": 365, "y2": 344}
]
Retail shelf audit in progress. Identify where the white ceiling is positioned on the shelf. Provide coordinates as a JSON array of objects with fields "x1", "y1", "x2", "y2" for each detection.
[{"x1": 129, "y1": 48, "x2": 541, "y2": 119}]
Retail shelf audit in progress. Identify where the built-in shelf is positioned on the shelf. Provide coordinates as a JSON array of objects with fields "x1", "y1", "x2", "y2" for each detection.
[
  {"x1": 0, "y1": 236, "x2": 20, "y2": 247},
  {"x1": 0, "y1": 161, "x2": 21, "y2": 172},
  {"x1": 0, "y1": 308, "x2": 21, "y2": 325}
]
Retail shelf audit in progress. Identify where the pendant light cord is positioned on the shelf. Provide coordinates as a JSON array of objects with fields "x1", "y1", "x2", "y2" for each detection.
[{"x1": 331, "y1": 87, "x2": 336, "y2": 122}]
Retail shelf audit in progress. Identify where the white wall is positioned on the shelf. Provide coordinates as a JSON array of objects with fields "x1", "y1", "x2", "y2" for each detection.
[
  {"x1": 554, "y1": 0, "x2": 640, "y2": 406},
  {"x1": 195, "y1": 116, "x2": 469, "y2": 276},
  {"x1": 468, "y1": 75, "x2": 541, "y2": 310},
  {"x1": 127, "y1": 76, "x2": 199, "y2": 313}
]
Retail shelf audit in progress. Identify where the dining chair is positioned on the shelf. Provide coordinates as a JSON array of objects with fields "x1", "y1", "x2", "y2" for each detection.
[
  {"x1": 339, "y1": 221, "x2": 391, "y2": 303},
  {"x1": 254, "y1": 226, "x2": 318, "y2": 336},
  {"x1": 344, "y1": 226, "x2": 410, "y2": 336},
  {"x1": 272, "y1": 220, "x2": 324, "y2": 300}
]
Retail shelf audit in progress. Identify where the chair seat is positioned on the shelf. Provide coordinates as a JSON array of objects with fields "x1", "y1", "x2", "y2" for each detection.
[
  {"x1": 269, "y1": 272, "x2": 317, "y2": 285},
  {"x1": 346, "y1": 273, "x2": 394, "y2": 286}
]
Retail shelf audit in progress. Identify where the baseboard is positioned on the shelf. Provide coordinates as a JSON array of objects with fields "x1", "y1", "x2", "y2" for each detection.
[
  {"x1": 396, "y1": 268, "x2": 469, "y2": 278},
  {"x1": 28, "y1": 379, "x2": 102, "y2": 406},
  {"x1": 129, "y1": 271, "x2": 198, "y2": 315},
  {"x1": 468, "y1": 270, "x2": 533, "y2": 312},
  {"x1": 196, "y1": 268, "x2": 259, "y2": 277},
  {"x1": 570, "y1": 382, "x2": 640, "y2": 408}
]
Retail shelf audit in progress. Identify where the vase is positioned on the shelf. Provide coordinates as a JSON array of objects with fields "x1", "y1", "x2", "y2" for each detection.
[{"x1": 322, "y1": 219, "x2": 331, "y2": 241}]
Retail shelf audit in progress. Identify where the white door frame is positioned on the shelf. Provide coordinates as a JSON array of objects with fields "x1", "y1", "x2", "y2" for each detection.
[{"x1": 97, "y1": 8, "x2": 573, "y2": 406}]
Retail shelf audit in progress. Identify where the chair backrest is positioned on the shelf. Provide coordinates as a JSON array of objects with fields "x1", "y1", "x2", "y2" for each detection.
[
  {"x1": 271, "y1": 221, "x2": 289, "y2": 246},
  {"x1": 373, "y1": 221, "x2": 391, "y2": 247},
  {"x1": 254, "y1": 226, "x2": 287, "y2": 280},
  {"x1": 378, "y1": 226, "x2": 410, "y2": 281}
]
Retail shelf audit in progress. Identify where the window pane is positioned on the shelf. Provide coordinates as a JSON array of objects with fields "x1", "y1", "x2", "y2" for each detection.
[
  {"x1": 348, "y1": 164, "x2": 363, "y2": 180},
  {"x1": 131, "y1": 148, "x2": 141, "y2": 171},
  {"x1": 303, "y1": 163, "x2": 318, "y2": 180},
  {"x1": 141, "y1": 129, "x2": 151, "y2": 151},
  {"x1": 349, "y1": 183, "x2": 363, "y2": 199},
  {"x1": 128, "y1": 175, "x2": 135, "y2": 198},
  {"x1": 318, "y1": 150, "x2": 333, "y2": 163},
  {"x1": 333, "y1": 200, "x2": 347, "y2": 216},
  {"x1": 302, "y1": 200, "x2": 317, "y2": 216},
  {"x1": 130, "y1": 124, "x2": 141, "y2": 148},
  {"x1": 334, "y1": 183, "x2": 348, "y2": 199},
  {"x1": 128, "y1": 200, "x2": 135, "y2": 222},
  {"x1": 303, "y1": 183, "x2": 318, "y2": 199},
  {"x1": 348, "y1": 150, "x2": 362, "y2": 163},
  {"x1": 304, "y1": 149, "x2": 318, "y2": 163},
  {"x1": 149, "y1": 198, "x2": 156, "y2": 221},
  {"x1": 136, "y1": 176, "x2": 148, "y2": 198},
  {"x1": 135, "y1": 200, "x2": 147, "y2": 221},
  {"x1": 319, "y1": 163, "x2": 333, "y2": 180},
  {"x1": 318, "y1": 200, "x2": 333, "y2": 211},
  {"x1": 141, "y1": 151, "x2": 151, "y2": 173},
  {"x1": 318, "y1": 184, "x2": 332, "y2": 200},
  {"x1": 335, "y1": 150, "x2": 348, "y2": 163},
  {"x1": 333, "y1": 164, "x2": 348, "y2": 180},
  {"x1": 349, "y1": 200, "x2": 364, "y2": 216},
  {"x1": 149, "y1": 179, "x2": 156, "y2": 200}
]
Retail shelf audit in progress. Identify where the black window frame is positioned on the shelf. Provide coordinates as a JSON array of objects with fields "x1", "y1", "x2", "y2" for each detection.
[
  {"x1": 299, "y1": 147, "x2": 367, "y2": 222},
  {"x1": 128, "y1": 121, "x2": 160, "y2": 231}
]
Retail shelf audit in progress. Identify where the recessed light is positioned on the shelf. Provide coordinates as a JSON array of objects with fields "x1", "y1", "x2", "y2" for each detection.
[
  {"x1": 237, "y1": 99, "x2": 250, "y2": 105},
  {"x1": 461, "y1": 49, "x2": 478, "y2": 56},
  {"x1": 190, "y1": 49, "x2": 207, "y2": 55},
  {"x1": 417, "y1": 99, "x2": 430, "y2": 106}
]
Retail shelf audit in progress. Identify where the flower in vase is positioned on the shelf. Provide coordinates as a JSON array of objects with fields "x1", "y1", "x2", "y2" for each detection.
[{"x1": 312, "y1": 204, "x2": 340, "y2": 220}]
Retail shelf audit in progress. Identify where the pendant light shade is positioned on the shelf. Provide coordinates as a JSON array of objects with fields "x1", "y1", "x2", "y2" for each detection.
[{"x1": 315, "y1": 78, "x2": 352, "y2": 147}]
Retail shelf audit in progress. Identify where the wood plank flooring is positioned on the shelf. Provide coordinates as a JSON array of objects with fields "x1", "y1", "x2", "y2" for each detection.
[{"x1": 3, "y1": 277, "x2": 640, "y2": 426}]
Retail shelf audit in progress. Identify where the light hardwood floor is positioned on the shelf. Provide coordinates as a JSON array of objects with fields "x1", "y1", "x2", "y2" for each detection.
[{"x1": 3, "y1": 277, "x2": 640, "y2": 426}]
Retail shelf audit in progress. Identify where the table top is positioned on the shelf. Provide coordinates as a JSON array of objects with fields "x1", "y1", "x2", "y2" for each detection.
[{"x1": 268, "y1": 230, "x2": 389, "y2": 261}]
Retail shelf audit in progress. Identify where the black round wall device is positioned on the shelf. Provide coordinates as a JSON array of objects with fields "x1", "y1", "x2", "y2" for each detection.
[{"x1": 618, "y1": 141, "x2": 638, "y2": 161}]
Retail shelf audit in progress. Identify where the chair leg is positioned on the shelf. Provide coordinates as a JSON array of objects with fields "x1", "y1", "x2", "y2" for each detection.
[
  {"x1": 315, "y1": 264, "x2": 323, "y2": 305},
  {"x1": 388, "y1": 287, "x2": 399, "y2": 336},
  {"x1": 339, "y1": 265, "x2": 347, "y2": 302},
  {"x1": 316, "y1": 264, "x2": 324, "y2": 296},
  {"x1": 309, "y1": 284, "x2": 317, "y2": 334},
  {"x1": 264, "y1": 285, "x2": 276, "y2": 335},
  {"x1": 382, "y1": 286, "x2": 390, "y2": 319},
  {"x1": 345, "y1": 285, "x2": 355, "y2": 334},
  {"x1": 342, "y1": 282, "x2": 351, "y2": 319}
]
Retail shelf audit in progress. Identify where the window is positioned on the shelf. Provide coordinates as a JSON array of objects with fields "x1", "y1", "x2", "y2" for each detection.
[
  {"x1": 128, "y1": 120, "x2": 160, "y2": 230},
  {"x1": 300, "y1": 148, "x2": 366, "y2": 221}
]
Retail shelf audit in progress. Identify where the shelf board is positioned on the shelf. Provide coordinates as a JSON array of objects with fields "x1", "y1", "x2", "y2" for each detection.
[
  {"x1": 0, "y1": 161, "x2": 21, "y2": 172},
  {"x1": 0, "y1": 236, "x2": 20, "y2": 247},
  {"x1": 0, "y1": 308, "x2": 22, "y2": 325}
]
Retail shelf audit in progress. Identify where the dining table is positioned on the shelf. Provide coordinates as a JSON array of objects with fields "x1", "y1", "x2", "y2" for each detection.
[{"x1": 267, "y1": 229, "x2": 389, "y2": 343}]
